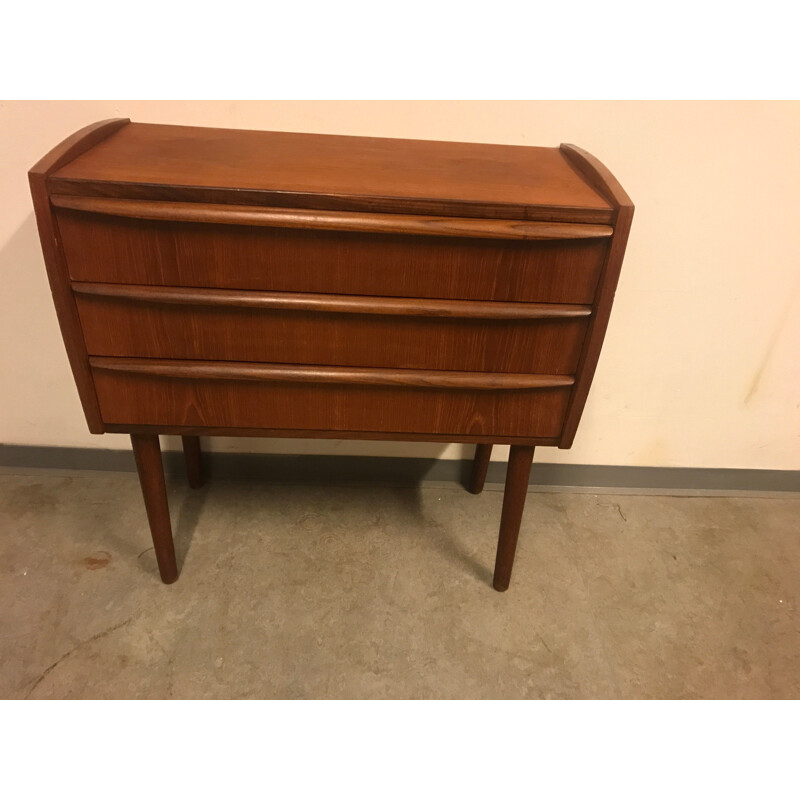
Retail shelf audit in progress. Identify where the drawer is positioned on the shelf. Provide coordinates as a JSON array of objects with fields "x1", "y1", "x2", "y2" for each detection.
[
  {"x1": 90, "y1": 358, "x2": 574, "y2": 439},
  {"x1": 56, "y1": 208, "x2": 609, "y2": 304},
  {"x1": 74, "y1": 284, "x2": 591, "y2": 375}
]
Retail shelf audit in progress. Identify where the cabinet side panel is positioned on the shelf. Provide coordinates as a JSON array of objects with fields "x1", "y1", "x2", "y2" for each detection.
[
  {"x1": 558, "y1": 145, "x2": 634, "y2": 447},
  {"x1": 29, "y1": 174, "x2": 105, "y2": 432},
  {"x1": 28, "y1": 120, "x2": 130, "y2": 434},
  {"x1": 559, "y1": 205, "x2": 633, "y2": 447}
]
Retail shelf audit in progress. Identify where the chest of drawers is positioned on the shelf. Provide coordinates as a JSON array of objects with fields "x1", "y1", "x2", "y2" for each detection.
[{"x1": 30, "y1": 119, "x2": 633, "y2": 591}]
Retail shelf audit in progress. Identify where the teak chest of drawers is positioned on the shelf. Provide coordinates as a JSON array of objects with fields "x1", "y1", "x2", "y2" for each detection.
[{"x1": 30, "y1": 119, "x2": 633, "y2": 591}]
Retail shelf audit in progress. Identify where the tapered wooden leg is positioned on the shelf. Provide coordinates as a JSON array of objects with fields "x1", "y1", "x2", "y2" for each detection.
[
  {"x1": 468, "y1": 443, "x2": 493, "y2": 494},
  {"x1": 181, "y1": 435, "x2": 205, "y2": 489},
  {"x1": 131, "y1": 434, "x2": 178, "y2": 584},
  {"x1": 492, "y1": 445, "x2": 535, "y2": 592}
]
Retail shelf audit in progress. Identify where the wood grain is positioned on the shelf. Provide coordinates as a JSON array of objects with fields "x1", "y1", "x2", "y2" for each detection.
[
  {"x1": 50, "y1": 123, "x2": 614, "y2": 222},
  {"x1": 181, "y1": 435, "x2": 204, "y2": 489},
  {"x1": 107, "y1": 424, "x2": 560, "y2": 447},
  {"x1": 57, "y1": 210, "x2": 609, "y2": 305},
  {"x1": 29, "y1": 119, "x2": 130, "y2": 176},
  {"x1": 28, "y1": 119, "x2": 130, "y2": 433},
  {"x1": 49, "y1": 180, "x2": 616, "y2": 224},
  {"x1": 131, "y1": 433, "x2": 178, "y2": 583},
  {"x1": 559, "y1": 144, "x2": 635, "y2": 447},
  {"x1": 89, "y1": 357, "x2": 575, "y2": 390},
  {"x1": 71, "y1": 282, "x2": 592, "y2": 320},
  {"x1": 469, "y1": 443, "x2": 494, "y2": 494},
  {"x1": 493, "y1": 445, "x2": 535, "y2": 591},
  {"x1": 51, "y1": 196, "x2": 614, "y2": 241},
  {"x1": 30, "y1": 121, "x2": 634, "y2": 591},
  {"x1": 75, "y1": 289, "x2": 590, "y2": 375},
  {"x1": 92, "y1": 366, "x2": 573, "y2": 439}
]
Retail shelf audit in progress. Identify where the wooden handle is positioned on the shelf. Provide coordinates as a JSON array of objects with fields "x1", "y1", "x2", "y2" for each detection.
[
  {"x1": 90, "y1": 357, "x2": 576, "y2": 391},
  {"x1": 52, "y1": 195, "x2": 614, "y2": 241},
  {"x1": 72, "y1": 282, "x2": 593, "y2": 321}
]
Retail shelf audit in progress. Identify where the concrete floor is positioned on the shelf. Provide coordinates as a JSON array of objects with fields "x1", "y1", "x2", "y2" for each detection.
[{"x1": 1, "y1": 470, "x2": 798, "y2": 699}]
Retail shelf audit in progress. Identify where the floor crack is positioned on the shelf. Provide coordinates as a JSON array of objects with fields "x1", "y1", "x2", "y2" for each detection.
[{"x1": 24, "y1": 617, "x2": 134, "y2": 699}]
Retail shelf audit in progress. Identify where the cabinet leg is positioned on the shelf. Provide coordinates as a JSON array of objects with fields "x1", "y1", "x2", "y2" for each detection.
[
  {"x1": 492, "y1": 445, "x2": 535, "y2": 592},
  {"x1": 131, "y1": 434, "x2": 178, "y2": 584},
  {"x1": 181, "y1": 435, "x2": 205, "y2": 489},
  {"x1": 468, "y1": 443, "x2": 493, "y2": 494}
]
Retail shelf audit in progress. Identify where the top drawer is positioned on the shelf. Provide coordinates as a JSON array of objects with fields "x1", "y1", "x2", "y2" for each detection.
[{"x1": 54, "y1": 204, "x2": 610, "y2": 304}]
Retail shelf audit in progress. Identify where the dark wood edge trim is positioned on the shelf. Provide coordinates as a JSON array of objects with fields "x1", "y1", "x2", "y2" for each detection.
[
  {"x1": 99, "y1": 426, "x2": 560, "y2": 446},
  {"x1": 557, "y1": 145, "x2": 634, "y2": 448},
  {"x1": 30, "y1": 119, "x2": 131, "y2": 177},
  {"x1": 28, "y1": 120, "x2": 131, "y2": 434},
  {"x1": 47, "y1": 177, "x2": 617, "y2": 224},
  {"x1": 559, "y1": 205, "x2": 634, "y2": 447},
  {"x1": 89, "y1": 357, "x2": 575, "y2": 391},
  {"x1": 52, "y1": 195, "x2": 614, "y2": 241},
  {"x1": 72, "y1": 282, "x2": 593, "y2": 321},
  {"x1": 559, "y1": 144, "x2": 634, "y2": 210}
]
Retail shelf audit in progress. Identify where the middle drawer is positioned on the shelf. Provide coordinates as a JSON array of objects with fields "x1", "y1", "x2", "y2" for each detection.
[{"x1": 73, "y1": 284, "x2": 591, "y2": 375}]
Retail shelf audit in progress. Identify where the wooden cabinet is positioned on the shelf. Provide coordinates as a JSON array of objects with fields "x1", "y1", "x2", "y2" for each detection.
[{"x1": 30, "y1": 119, "x2": 633, "y2": 591}]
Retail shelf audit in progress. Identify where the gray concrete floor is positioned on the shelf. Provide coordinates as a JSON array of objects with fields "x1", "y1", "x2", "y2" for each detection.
[{"x1": 1, "y1": 470, "x2": 798, "y2": 699}]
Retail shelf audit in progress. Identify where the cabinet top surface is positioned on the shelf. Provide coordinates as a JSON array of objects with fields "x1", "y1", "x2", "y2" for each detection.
[{"x1": 50, "y1": 122, "x2": 613, "y2": 218}]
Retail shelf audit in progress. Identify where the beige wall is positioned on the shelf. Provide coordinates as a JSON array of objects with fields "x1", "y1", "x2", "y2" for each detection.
[{"x1": 1, "y1": 101, "x2": 798, "y2": 469}]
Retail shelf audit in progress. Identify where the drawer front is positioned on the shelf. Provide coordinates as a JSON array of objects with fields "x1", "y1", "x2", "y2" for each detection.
[
  {"x1": 57, "y1": 210, "x2": 608, "y2": 304},
  {"x1": 90, "y1": 359, "x2": 572, "y2": 438},
  {"x1": 74, "y1": 286, "x2": 590, "y2": 375}
]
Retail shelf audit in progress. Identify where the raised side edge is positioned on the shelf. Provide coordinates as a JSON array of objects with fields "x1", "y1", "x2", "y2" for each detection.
[
  {"x1": 559, "y1": 144, "x2": 634, "y2": 210},
  {"x1": 51, "y1": 195, "x2": 614, "y2": 241},
  {"x1": 28, "y1": 120, "x2": 131, "y2": 434},
  {"x1": 558, "y1": 145, "x2": 635, "y2": 448},
  {"x1": 89, "y1": 357, "x2": 576, "y2": 391},
  {"x1": 72, "y1": 282, "x2": 593, "y2": 321},
  {"x1": 29, "y1": 119, "x2": 131, "y2": 178}
]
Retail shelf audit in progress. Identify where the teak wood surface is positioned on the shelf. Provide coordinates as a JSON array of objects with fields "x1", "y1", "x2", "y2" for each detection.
[
  {"x1": 49, "y1": 123, "x2": 614, "y2": 221},
  {"x1": 75, "y1": 286, "x2": 590, "y2": 374},
  {"x1": 30, "y1": 119, "x2": 633, "y2": 592},
  {"x1": 56, "y1": 209, "x2": 609, "y2": 304}
]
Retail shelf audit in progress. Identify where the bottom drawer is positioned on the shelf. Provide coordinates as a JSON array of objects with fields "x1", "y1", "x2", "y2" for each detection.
[{"x1": 91, "y1": 358, "x2": 573, "y2": 439}]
